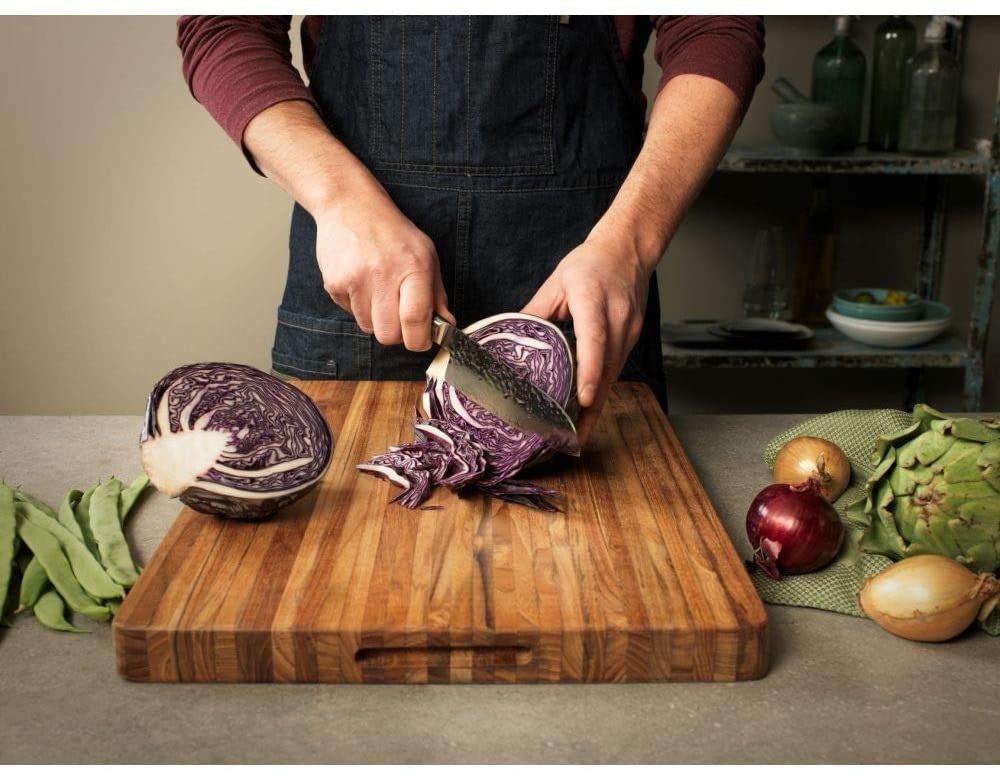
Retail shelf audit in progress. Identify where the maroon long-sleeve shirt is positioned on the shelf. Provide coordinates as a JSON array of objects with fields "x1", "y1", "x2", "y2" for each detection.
[{"x1": 177, "y1": 16, "x2": 765, "y2": 165}]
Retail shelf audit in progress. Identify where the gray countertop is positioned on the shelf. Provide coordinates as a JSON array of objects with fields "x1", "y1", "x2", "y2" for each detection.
[{"x1": 0, "y1": 414, "x2": 996, "y2": 764}]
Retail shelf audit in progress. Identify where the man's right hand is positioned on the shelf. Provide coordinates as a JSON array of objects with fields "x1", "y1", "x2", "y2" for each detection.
[
  {"x1": 243, "y1": 100, "x2": 453, "y2": 352},
  {"x1": 315, "y1": 181, "x2": 453, "y2": 352}
]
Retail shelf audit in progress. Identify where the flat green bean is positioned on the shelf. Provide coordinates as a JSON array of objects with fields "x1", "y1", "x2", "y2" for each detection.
[
  {"x1": 12, "y1": 488, "x2": 57, "y2": 518},
  {"x1": 90, "y1": 478, "x2": 139, "y2": 587},
  {"x1": 17, "y1": 499, "x2": 124, "y2": 600},
  {"x1": 57, "y1": 489, "x2": 84, "y2": 542},
  {"x1": 34, "y1": 589, "x2": 86, "y2": 633},
  {"x1": 106, "y1": 598, "x2": 122, "y2": 616},
  {"x1": 118, "y1": 474, "x2": 150, "y2": 525},
  {"x1": 15, "y1": 516, "x2": 110, "y2": 622},
  {"x1": 0, "y1": 483, "x2": 17, "y2": 622},
  {"x1": 74, "y1": 484, "x2": 101, "y2": 559},
  {"x1": 16, "y1": 555, "x2": 49, "y2": 612}
]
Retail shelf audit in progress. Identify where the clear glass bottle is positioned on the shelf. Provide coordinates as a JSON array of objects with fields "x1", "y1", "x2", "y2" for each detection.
[
  {"x1": 899, "y1": 17, "x2": 961, "y2": 155},
  {"x1": 811, "y1": 16, "x2": 867, "y2": 149},
  {"x1": 869, "y1": 16, "x2": 916, "y2": 151}
]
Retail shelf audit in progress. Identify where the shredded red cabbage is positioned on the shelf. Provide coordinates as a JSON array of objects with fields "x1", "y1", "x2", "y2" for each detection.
[{"x1": 358, "y1": 313, "x2": 574, "y2": 511}]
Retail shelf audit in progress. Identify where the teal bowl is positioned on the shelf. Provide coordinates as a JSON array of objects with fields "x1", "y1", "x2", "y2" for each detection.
[{"x1": 832, "y1": 288, "x2": 924, "y2": 321}]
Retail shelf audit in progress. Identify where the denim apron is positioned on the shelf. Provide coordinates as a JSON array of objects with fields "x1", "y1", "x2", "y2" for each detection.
[{"x1": 271, "y1": 16, "x2": 666, "y2": 407}]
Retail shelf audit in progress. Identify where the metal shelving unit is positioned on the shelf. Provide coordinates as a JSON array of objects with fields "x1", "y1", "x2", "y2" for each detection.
[{"x1": 663, "y1": 71, "x2": 999, "y2": 411}]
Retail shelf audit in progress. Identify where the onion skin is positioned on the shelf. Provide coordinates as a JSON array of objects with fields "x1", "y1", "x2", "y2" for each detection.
[
  {"x1": 746, "y1": 479, "x2": 845, "y2": 580},
  {"x1": 858, "y1": 555, "x2": 1000, "y2": 642},
  {"x1": 773, "y1": 436, "x2": 851, "y2": 502}
]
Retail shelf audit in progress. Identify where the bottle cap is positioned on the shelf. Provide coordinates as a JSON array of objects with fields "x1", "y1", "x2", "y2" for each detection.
[{"x1": 834, "y1": 16, "x2": 851, "y2": 35}]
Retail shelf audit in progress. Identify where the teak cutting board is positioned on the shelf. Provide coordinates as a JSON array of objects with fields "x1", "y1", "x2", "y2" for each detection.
[{"x1": 113, "y1": 381, "x2": 768, "y2": 683}]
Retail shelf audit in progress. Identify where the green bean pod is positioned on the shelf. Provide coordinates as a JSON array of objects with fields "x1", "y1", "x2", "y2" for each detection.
[
  {"x1": 17, "y1": 555, "x2": 50, "y2": 612},
  {"x1": 12, "y1": 488, "x2": 58, "y2": 518},
  {"x1": 1, "y1": 483, "x2": 17, "y2": 621},
  {"x1": 106, "y1": 598, "x2": 122, "y2": 616},
  {"x1": 34, "y1": 589, "x2": 87, "y2": 633},
  {"x1": 90, "y1": 479, "x2": 139, "y2": 587},
  {"x1": 57, "y1": 489, "x2": 85, "y2": 542},
  {"x1": 74, "y1": 484, "x2": 101, "y2": 559},
  {"x1": 119, "y1": 474, "x2": 150, "y2": 525},
  {"x1": 17, "y1": 499, "x2": 124, "y2": 600},
  {"x1": 15, "y1": 517, "x2": 110, "y2": 622}
]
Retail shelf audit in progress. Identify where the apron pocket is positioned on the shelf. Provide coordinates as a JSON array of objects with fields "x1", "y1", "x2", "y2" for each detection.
[
  {"x1": 272, "y1": 308, "x2": 372, "y2": 380},
  {"x1": 370, "y1": 16, "x2": 559, "y2": 175}
]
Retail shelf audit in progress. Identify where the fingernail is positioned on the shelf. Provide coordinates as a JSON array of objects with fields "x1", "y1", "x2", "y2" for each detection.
[{"x1": 579, "y1": 385, "x2": 596, "y2": 406}]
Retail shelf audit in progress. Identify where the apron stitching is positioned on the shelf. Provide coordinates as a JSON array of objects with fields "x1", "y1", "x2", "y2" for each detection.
[
  {"x1": 272, "y1": 361, "x2": 339, "y2": 377},
  {"x1": 369, "y1": 20, "x2": 382, "y2": 159},
  {"x1": 453, "y1": 190, "x2": 471, "y2": 321},
  {"x1": 431, "y1": 18, "x2": 438, "y2": 167},
  {"x1": 465, "y1": 16, "x2": 472, "y2": 166},
  {"x1": 373, "y1": 162, "x2": 551, "y2": 175},
  {"x1": 544, "y1": 18, "x2": 558, "y2": 173},
  {"x1": 399, "y1": 18, "x2": 406, "y2": 164},
  {"x1": 383, "y1": 181, "x2": 621, "y2": 194},
  {"x1": 277, "y1": 319, "x2": 370, "y2": 339}
]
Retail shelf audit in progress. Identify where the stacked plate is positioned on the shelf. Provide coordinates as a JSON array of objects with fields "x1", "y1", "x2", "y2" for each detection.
[
  {"x1": 826, "y1": 301, "x2": 952, "y2": 348},
  {"x1": 706, "y1": 318, "x2": 814, "y2": 349}
]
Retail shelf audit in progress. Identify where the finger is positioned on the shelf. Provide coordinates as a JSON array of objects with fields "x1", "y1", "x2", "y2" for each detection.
[
  {"x1": 348, "y1": 289, "x2": 373, "y2": 334},
  {"x1": 521, "y1": 278, "x2": 566, "y2": 321},
  {"x1": 576, "y1": 311, "x2": 632, "y2": 446},
  {"x1": 371, "y1": 286, "x2": 402, "y2": 346},
  {"x1": 568, "y1": 293, "x2": 608, "y2": 409},
  {"x1": 398, "y1": 272, "x2": 435, "y2": 351}
]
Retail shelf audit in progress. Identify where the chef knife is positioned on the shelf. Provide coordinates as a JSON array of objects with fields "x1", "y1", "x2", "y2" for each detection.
[{"x1": 430, "y1": 315, "x2": 580, "y2": 456}]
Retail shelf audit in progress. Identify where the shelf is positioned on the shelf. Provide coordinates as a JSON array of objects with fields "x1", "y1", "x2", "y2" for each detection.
[
  {"x1": 662, "y1": 325, "x2": 969, "y2": 369},
  {"x1": 719, "y1": 146, "x2": 990, "y2": 176}
]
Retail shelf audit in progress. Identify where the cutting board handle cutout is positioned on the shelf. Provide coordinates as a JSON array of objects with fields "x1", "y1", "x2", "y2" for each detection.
[{"x1": 354, "y1": 645, "x2": 533, "y2": 668}]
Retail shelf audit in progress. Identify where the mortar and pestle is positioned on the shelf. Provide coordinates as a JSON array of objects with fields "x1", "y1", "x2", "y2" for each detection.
[{"x1": 770, "y1": 77, "x2": 851, "y2": 156}]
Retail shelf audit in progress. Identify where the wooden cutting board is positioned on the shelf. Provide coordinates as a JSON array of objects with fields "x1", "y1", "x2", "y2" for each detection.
[{"x1": 113, "y1": 381, "x2": 768, "y2": 683}]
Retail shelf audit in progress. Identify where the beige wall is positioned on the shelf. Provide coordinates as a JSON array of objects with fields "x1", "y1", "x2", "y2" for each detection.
[{"x1": 1, "y1": 15, "x2": 997, "y2": 416}]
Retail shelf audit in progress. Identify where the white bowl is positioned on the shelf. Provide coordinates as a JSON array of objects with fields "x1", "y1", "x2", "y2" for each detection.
[{"x1": 826, "y1": 302, "x2": 952, "y2": 348}]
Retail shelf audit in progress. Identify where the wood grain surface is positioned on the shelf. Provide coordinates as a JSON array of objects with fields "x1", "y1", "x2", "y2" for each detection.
[{"x1": 113, "y1": 381, "x2": 768, "y2": 683}]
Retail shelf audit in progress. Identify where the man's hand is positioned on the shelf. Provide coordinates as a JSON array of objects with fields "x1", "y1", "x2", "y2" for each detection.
[
  {"x1": 524, "y1": 74, "x2": 745, "y2": 446},
  {"x1": 244, "y1": 100, "x2": 453, "y2": 350},
  {"x1": 522, "y1": 233, "x2": 652, "y2": 446},
  {"x1": 315, "y1": 182, "x2": 452, "y2": 351}
]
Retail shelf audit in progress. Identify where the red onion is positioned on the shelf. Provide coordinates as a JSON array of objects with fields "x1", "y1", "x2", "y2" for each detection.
[{"x1": 746, "y1": 478, "x2": 844, "y2": 580}]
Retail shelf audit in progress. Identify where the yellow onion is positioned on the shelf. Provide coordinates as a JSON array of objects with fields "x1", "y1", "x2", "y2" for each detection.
[
  {"x1": 858, "y1": 555, "x2": 1000, "y2": 642},
  {"x1": 773, "y1": 436, "x2": 850, "y2": 502}
]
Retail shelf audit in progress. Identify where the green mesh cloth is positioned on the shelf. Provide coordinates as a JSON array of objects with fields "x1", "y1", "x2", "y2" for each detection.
[{"x1": 757, "y1": 408, "x2": 1000, "y2": 636}]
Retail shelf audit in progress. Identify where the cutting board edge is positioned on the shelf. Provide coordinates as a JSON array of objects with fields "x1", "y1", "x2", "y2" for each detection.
[{"x1": 111, "y1": 621, "x2": 771, "y2": 683}]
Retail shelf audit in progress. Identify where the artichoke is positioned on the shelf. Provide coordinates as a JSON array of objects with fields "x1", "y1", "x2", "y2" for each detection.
[{"x1": 861, "y1": 404, "x2": 1000, "y2": 574}]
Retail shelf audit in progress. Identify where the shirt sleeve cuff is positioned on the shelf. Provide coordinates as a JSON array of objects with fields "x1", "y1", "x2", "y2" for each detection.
[{"x1": 653, "y1": 18, "x2": 766, "y2": 119}]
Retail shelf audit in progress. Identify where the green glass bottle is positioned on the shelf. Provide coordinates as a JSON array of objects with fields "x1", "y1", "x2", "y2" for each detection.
[
  {"x1": 899, "y1": 17, "x2": 961, "y2": 155},
  {"x1": 869, "y1": 16, "x2": 916, "y2": 151},
  {"x1": 811, "y1": 16, "x2": 867, "y2": 149}
]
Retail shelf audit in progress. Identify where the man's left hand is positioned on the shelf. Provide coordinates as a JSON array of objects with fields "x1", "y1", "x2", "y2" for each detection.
[{"x1": 521, "y1": 234, "x2": 652, "y2": 447}]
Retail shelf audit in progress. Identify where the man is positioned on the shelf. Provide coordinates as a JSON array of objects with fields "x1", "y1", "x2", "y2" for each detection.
[{"x1": 178, "y1": 16, "x2": 764, "y2": 444}]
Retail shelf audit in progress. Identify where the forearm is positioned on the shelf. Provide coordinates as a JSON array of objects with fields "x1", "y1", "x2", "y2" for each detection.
[
  {"x1": 242, "y1": 99, "x2": 382, "y2": 217},
  {"x1": 590, "y1": 73, "x2": 742, "y2": 271}
]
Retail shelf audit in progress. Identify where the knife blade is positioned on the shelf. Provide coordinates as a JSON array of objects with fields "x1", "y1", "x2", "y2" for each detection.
[{"x1": 430, "y1": 315, "x2": 580, "y2": 456}]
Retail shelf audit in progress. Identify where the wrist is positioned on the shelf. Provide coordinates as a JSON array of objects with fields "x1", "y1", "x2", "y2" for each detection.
[
  {"x1": 304, "y1": 158, "x2": 386, "y2": 222},
  {"x1": 586, "y1": 217, "x2": 665, "y2": 276}
]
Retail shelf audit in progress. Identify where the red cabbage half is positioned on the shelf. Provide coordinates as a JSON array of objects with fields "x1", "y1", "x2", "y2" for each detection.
[
  {"x1": 140, "y1": 362, "x2": 332, "y2": 520},
  {"x1": 359, "y1": 313, "x2": 576, "y2": 511}
]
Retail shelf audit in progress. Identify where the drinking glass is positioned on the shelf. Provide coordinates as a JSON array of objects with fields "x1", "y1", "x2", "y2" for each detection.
[{"x1": 743, "y1": 226, "x2": 791, "y2": 321}]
